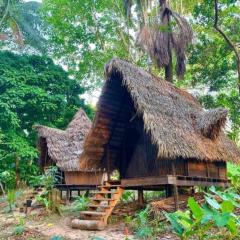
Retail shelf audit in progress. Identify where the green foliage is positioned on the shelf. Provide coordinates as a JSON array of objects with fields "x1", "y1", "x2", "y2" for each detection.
[
  {"x1": 13, "y1": 217, "x2": 25, "y2": 236},
  {"x1": 166, "y1": 187, "x2": 240, "y2": 240},
  {"x1": 127, "y1": 206, "x2": 165, "y2": 239},
  {"x1": 61, "y1": 195, "x2": 90, "y2": 215},
  {"x1": 0, "y1": 0, "x2": 49, "y2": 53},
  {"x1": 6, "y1": 189, "x2": 16, "y2": 212},
  {"x1": 0, "y1": 51, "x2": 92, "y2": 189},
  {"x1": 228, "y1": 164, "x2": 240, "y2": 192},
  {"x1": 41, "y1": 0, "x2": 142, "y2": 89},
  {"x1": 121, "y1": 190, "x2": 134, "y2": 202}
]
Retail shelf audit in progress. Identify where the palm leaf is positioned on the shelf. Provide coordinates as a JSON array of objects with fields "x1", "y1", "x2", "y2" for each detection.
[{"x1": 8, "y1": 16, "x2": 24, "y2": 45}]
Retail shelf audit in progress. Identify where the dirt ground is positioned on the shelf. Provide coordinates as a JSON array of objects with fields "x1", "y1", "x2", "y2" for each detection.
[
  {"x1": 0, "y1": 208, "x2": 178, "y2": 240},
  {"x1": 0, "y1": 189, "x2": 178, "y2": 240}
]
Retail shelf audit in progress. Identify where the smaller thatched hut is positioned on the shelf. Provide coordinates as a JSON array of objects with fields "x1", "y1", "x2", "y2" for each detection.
[{"x1": 34, "y1": 109, "x2": 106, "y2": 186}]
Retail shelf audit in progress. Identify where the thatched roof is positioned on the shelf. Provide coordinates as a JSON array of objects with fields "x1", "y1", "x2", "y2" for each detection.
[
  {"x1": 34, "y1": 109, "x2": 91, "y2": 171},
  {"x1": 80, "y1": 58, "x2": 240, "y2": 170}
]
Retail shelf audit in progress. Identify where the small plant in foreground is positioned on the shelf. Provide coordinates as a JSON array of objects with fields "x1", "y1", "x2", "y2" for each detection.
[
  {"x1": 166, "y1": 186, "x2": 240, "y2": 240},
  {"x1": 13, "y1": 217, "x2": 25, "y2": 236},
  {"x1": 60, "y1": 195, "x2": 90, "y2": 215},
  {"x1": 127, "y1": 206, "x2": 165, "y2": 239},
  {"x1": 6, "y1": 189, "x2": 16, "y2": 212}
]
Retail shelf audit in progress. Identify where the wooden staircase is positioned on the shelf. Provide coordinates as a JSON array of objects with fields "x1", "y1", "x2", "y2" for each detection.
[{"x1": 71, "y1": 181, "x2": 124, "y2": 230}]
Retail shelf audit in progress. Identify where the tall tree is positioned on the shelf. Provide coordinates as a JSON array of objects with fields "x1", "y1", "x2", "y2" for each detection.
[
  {"x1": 0, "y1": 51, "x2": 92, "y2": 187},
  {"x1": 42, "y1": 0, "x2": 137, "y2": 90}
]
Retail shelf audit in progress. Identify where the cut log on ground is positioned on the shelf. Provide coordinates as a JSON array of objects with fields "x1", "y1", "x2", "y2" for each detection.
[{"x1": 71, "y1": 219, "x2": 105, "y2": 230}]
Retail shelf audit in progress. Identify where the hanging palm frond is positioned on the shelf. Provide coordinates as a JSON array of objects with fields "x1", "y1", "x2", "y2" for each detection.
[
  {"x1": 137, "y1": 5, "x2": 192, "y2": 79},
  {"x1": 171, "y1": 12, "x2": 193, "y2": 78}
]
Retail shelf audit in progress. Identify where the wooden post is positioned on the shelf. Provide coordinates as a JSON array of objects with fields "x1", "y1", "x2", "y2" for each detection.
[
  {"x1": 171, "y1": 160, "x2": 179, "y2": 210},
  {"x1": 107, "y1": 146, "x2": 111, "y2": 181},
  {"x1": 173, "y1": 184, "x2": 179, "y2": 210},
  {"x1": 206, "y1": 162, "x2": 209, "y2": 177},
  {"x1": 66, "y1": 189, "x2": 70, "y2": 203},
  {"x1": 78, "y1": 190, "x2": 81, "y2": 196},
  {"x1": 166, "y1": 185, "x2": 172, "y2": 198},
  {"x1": 70, "y1": 190, "x2": 72, "y2": 200},
  {"x1": 138, "y1": 189, "x2": 144, "y2": 206}
]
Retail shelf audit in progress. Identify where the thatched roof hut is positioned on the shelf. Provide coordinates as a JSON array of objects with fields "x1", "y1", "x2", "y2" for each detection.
[
  {"x1": 34, "y1": 108, "x2": 91, "y2": 172},
  {"x1": 80, "y1": 58, "x2": 240, "y2": 173}
]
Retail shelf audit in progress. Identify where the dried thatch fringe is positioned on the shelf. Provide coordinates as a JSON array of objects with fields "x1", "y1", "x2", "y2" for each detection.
[{"x1": 197, "y1": 108, "x2": 228, "y2": 140}]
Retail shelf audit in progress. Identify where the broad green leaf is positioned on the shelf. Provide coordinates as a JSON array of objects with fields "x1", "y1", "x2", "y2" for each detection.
[
  {"x1": 227, "y1": 218, "x2": 237, "y2": 235},
  {"x1": 205, "y1": 196, "x2": 220, "y2": 210},
  {"x1": 221, "y1": 200, "x2": 234, "y2": 213},
  {"x1": 213, "y1": 212, "x2": 230, "y2": 227},
  {"x1": 188, "y1": 197, "x2": 203, "y2": 220},
  {"x1": 165, "y1": 213, "x2": 184, "y2": 236}
]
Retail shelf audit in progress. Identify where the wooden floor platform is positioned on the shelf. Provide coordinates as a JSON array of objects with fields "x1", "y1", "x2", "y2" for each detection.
[
  {"x1": 121, "y1": 175, "x2": 230, "y2": 188},
  {"x1": 55, "y1": 184, "x2": 98, "y2": 191}
]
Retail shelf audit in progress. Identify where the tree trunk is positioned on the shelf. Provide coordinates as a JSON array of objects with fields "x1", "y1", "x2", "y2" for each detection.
[
  {"x1": 159, "y1": 0, "x2": 173, "y2": 82},
  {"x1": 15, "y1": 153, "x2": 20, "y2": 188},
  {"x1": 0, "y1": 181, "x2": 5, "y2": 196}
]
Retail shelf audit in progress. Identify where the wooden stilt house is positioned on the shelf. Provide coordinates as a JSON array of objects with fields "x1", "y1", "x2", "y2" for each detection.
[
  {"x1": 34, "y1": 109, "x2": 106, "y2": 187},
  {"x1": 80, "y1": 58, "x2": 240, "y2": 189},
  {"x1": 70, "y1": 58, "x2": 240, "y2": 230}
]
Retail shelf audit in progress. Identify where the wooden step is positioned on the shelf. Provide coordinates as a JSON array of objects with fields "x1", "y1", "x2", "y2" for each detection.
[
  {"x1": 71, "y1": 219, "x2": 105, "y2": 230},
  {"x1": 88, "y1": 204, "x2": 110, "y2": 209},
  {"x1": 80, "y1": 211, "x2": 106, "y2": 216},
  {"x1": 91, "y1": 198, "x2": 115, "y2": 201}
]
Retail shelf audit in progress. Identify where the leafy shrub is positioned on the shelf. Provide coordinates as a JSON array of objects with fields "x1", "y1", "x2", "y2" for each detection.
[
  {"x1": 126, "y1": 206, "x2": 165, "y2": 239},
  {"x1": 60, "y1": 195, "x2": 90, "y2": 215},
  {"x1": 228, "y1": 163, "x2": 240, "y2": 193},
  {"x1": 166, "y1": 187, "x2": 240, "y2": 240},
  {"x1": 6, "y1": 189, "x2": 16, "y2": 212},
  {"x1": 0, "y1": 170, "x2": 16, "y2": 191}
]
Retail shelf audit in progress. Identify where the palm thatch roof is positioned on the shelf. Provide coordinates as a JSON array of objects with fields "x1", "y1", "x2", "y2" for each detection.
[
  {"x1": 34, "y1": 109, "x2": 91, "y2": 171},
  {"x1": 80, "y1": 58, "x2": 240, "y2": 170}
]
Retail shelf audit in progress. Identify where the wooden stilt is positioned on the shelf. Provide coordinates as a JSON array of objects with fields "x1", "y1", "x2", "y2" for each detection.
[
  {"x1": 70, "y1": 190, "x2": 72, "y2": 200},
  {"x1": 171, "y1": 160, "x2": 179, "y2": 210},
  {"x1": 166, "y1": 185, "x2": 172, "y2": 198},
  {"x1": 138, "y1": 189, "x2": 144, "y2": 206},
  {"x1": 78, "y1": 190, "x2": 81, "y2": 196},
  {"x1": 66, "y1": 189, "x2": 70, "y2": 203},
  {"x1": 173, "y1": 184, "x2": 179, "y2": 211},
  {"x1": 107, "y1": 146, "x2": 111, "y2": 181}
]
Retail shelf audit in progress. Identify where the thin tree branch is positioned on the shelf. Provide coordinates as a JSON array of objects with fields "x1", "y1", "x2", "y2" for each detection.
[{"x1": 214, "y1": 0, "x2": 240, "y2": 91}]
